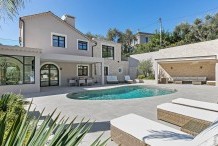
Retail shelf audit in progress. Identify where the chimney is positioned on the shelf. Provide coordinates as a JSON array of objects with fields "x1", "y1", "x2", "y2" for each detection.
[{"x1": 61, "y1": 14, "x2": 75, "y2": 27}]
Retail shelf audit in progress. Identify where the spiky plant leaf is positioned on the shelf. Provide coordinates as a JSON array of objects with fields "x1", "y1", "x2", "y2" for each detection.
[{"x1": 0, "y1": 94, "x2": 109, "y2": 146}]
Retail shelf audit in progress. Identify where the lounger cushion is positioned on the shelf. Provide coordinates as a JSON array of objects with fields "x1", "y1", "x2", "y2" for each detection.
[
  {"x1": 157, "y1": 103, "x2": 218, "y2": 123},
  {"x1": 124, "y1": 75, "x2": 132, "y2": 81},
  {"x1": 107, "y1": 76, "x2": 118, "y2": 82},
  {"x1": 111, "y1": 114, "x2": 193, "y2": 146},
  {"x1": 172, "y1": 98, "x2": 218, "y2": 112}
]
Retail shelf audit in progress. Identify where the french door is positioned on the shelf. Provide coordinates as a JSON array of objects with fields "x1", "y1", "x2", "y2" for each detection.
[{"x1": 40, "y1": 64, "x2": 59, "y2": 87}]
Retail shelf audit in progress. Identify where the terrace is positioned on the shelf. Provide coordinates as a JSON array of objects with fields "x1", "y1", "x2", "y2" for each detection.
[{"x1": 24, "y1": 82, "x2": 218, "y2": 145}]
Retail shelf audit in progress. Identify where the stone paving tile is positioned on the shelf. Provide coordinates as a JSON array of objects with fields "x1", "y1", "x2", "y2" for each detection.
[{"x1": 24, "y1": 83, "x2": 218, "y2": 146}]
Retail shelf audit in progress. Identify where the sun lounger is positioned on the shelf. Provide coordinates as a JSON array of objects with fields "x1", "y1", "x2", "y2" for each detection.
[
  {"x1": 157, "y1": 103, "x2": 218, "y2": 127},
  {"x1": 124, "y1": 75, "x2": 133, "y2": 84},
  {"x1": 106, "y1": 76, "x2": 119, "y2": 84},
  {"x1": 172, "y1": 98, "x2": 218, "y2": 112},
  {"x1": 111, "y1": 113, "x2": 218, "y2": 146}
]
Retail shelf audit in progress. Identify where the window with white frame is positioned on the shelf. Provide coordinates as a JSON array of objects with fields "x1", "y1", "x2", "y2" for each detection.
[
  {"x1": 78, "y1": 40, "x2": 88, "y2": 50},
  {"x1": 77, "y1": 65, "x2": 88, "y2": 76},
  {"x1": 52, "y1": 35, "x2": 65, "y2": 48}
]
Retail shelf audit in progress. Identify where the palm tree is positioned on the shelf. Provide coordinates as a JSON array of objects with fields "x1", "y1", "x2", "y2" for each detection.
[{"x1": 0, "y1": 0, "x2": 26, "y2": 21}]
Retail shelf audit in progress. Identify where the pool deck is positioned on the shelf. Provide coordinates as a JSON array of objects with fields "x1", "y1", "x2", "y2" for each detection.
[{"x1": 24, "y1": 81, "x2": 218, "y2": 146}]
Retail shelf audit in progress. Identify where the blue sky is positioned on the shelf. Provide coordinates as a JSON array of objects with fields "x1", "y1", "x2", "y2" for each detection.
[{"x1": 0, "y1": 0, "x2": 218, "y2": 45}]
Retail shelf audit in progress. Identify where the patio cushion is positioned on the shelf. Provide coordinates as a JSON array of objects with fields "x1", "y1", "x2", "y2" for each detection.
[
  {"x1": 157, "y1": 103, "x2": 218, "y2": 123},
  {"x1": 124, "y1": 75, "x2": 131, "y2": 81},
  {"x1": 111, "y1": 114, "x2": 193, "y2": 146},
  {"x1": 197, "y1": 77, "x2": 207, "y2": 81},
  {"x1": 107, "y1": 76, "x2": 118, "y2": 82},
  {"x1": 172, "y1": 77, "x2": 206, "y2": 82},
  {"x1": 172, "y1": 98, "x2": 218, "y2": 112}
]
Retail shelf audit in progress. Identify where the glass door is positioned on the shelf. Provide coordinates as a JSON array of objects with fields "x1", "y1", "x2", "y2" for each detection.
[{"x1": 40, "y1": 64, "x2": 59, "y2": 87}]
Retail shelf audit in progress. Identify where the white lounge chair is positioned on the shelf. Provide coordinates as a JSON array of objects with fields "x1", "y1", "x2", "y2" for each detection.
[
  {"x1": 124, "y1": 75, "x2": 133, "y2": 84},
  {"x1": 111, "y1": 114, "x2": 218, "y2": 146},
  {"x1": 106, "y1": 76, "x2": 119, "y2": 84},
  {"x1": 157, "y1": 103, "x2": 218, "y2": 127},
  {"x1": 172, "y1": 98, "x2": 218, "y2": 112}
]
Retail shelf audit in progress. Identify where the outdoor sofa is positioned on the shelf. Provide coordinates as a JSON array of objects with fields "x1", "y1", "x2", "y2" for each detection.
[
  {"x1": 172, "y1": 98, "x2": 218, "y2": 112},
  {"x1": 172, "y1": 77, "x2": 207, "y2": 85},
  {"x1": 111, "y1": 113, "x2": 218, "y2": 146},
  {"x1": 106, "y1": 76, "x2": 119, "y2": 84},
  {"x1": 157, "y1": 103, "x2": 218, "y2": 127}
]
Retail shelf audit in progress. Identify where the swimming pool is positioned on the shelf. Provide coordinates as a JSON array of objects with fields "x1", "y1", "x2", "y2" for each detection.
[{"x1": 67, "y1": 85, "x2": 176, "y2": 100}]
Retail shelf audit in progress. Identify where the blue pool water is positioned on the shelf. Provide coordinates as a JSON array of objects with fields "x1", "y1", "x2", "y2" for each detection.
[{"x1": 67, "y1": 85, "x2": 176, "y2": 100}]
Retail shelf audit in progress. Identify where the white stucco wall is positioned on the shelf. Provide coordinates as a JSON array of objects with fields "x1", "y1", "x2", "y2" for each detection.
[
  {"x1": 129, "y1": 39, "x2": 218, "y2": 79},
  {"x1": 21, "y1": 12, "x2": 93, "y2": 57},
  {"x1": 93, "y1": 38, "x2": 129, "y2": 82}
]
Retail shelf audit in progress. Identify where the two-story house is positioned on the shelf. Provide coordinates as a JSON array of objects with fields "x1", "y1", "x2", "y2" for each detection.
[
  {"x1": 0, "y1": 11, "x2": 128, "y2": 94},
  {"x1": 132, "y1": 32, "x2": 153, "y2": 46}
]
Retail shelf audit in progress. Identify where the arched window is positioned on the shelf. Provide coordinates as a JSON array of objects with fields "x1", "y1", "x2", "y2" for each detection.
[{"x1": 0, "y1": 55, "x2": 35, "y2": 85}]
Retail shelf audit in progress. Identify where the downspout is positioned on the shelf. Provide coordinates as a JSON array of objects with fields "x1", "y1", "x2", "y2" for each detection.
[
  {"x1": 19, "y1": 18, "x2": 25, "y2": 47},
  {"x1": 91, "y1": 39, "x2": 98, "y2": 80},
  {"x1": 91, "y1": 39, "x2": 97, "y2": 57}
]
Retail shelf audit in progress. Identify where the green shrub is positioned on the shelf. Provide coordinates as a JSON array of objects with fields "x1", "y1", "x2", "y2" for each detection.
[
  {"x1": 0, "y1": 93, "x2": 26, "y2": 141},
  {"x1": 0, "y1": 94, "x2": 108, "y2": 146},
  {"x1": 0, "y1": 93, "x2": 25, "y2": 122},
  {"x1": 146, "y1": 74, "x2": 155, "y2": 80},
  {"x1": 0, "y1": 102, "x2": 108, "y2": 146},
  {"x1": 137, "y1": 75, "x2": 145, "y2": 79}
]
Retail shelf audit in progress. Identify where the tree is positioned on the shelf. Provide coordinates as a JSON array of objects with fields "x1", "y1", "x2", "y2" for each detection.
[
  {"x1": 121, "y1": 29, "x2": 136, "y2": 53},
  {"x1": 106, "y1": 28, "x2": 120, "y2": 42},
  {"x1": 0, "y1": 0, "x2": 26, "y2": 21},
  {"x1": 138, "y1": 59, "x2": 153, "y2": 77},
  {"x1": 106, "y1": 28, "x2": 136, "y2": 59},
  {"x1": 85, "y1": 32, "x2": 106, "y2": 40}
]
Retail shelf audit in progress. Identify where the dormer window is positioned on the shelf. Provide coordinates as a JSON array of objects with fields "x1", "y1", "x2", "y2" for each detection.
[
  {"x1": 52, "y1": 35, "x2": 65, "y2": 48},
  {"x1": 78, "y1": 40, "x2": 88, "y2": 50}
]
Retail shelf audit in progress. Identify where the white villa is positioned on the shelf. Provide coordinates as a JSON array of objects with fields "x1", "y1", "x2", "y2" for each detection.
[
  {"x1": 1, "y1": 11, "x2": 218, "y2": 94},
  {"x1": 0, "y1": 11, "x2": 128, "y2": 94}
]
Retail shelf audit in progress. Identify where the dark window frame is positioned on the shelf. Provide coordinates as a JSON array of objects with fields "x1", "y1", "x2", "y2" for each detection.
[
  {"x1": 77, "y1": 65, "x2": 89, "y2": 76},
  {"x1": 78, "y1": 40, "x2": 88, "y2": 50},
  {"x1": 40, "y1": 64, "x2": 59, "y2": 87},
  {"x1": 52, "y1": 35, "x2": 66, "y2": 48},
  {"x1": 0, "y1": 54, "x2": 35, "y2": 85},
  {"x1": 104, "y1": 66, "x2": 109, "y2": 76},
  {"x1": 102, "y1": 45, "x2": 115, "y2": 60}
]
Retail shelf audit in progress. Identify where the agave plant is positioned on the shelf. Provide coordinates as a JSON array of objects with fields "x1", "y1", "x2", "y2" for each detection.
[{"x1": 0, "y1": 96, "x2": 109, "y2": 146}]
